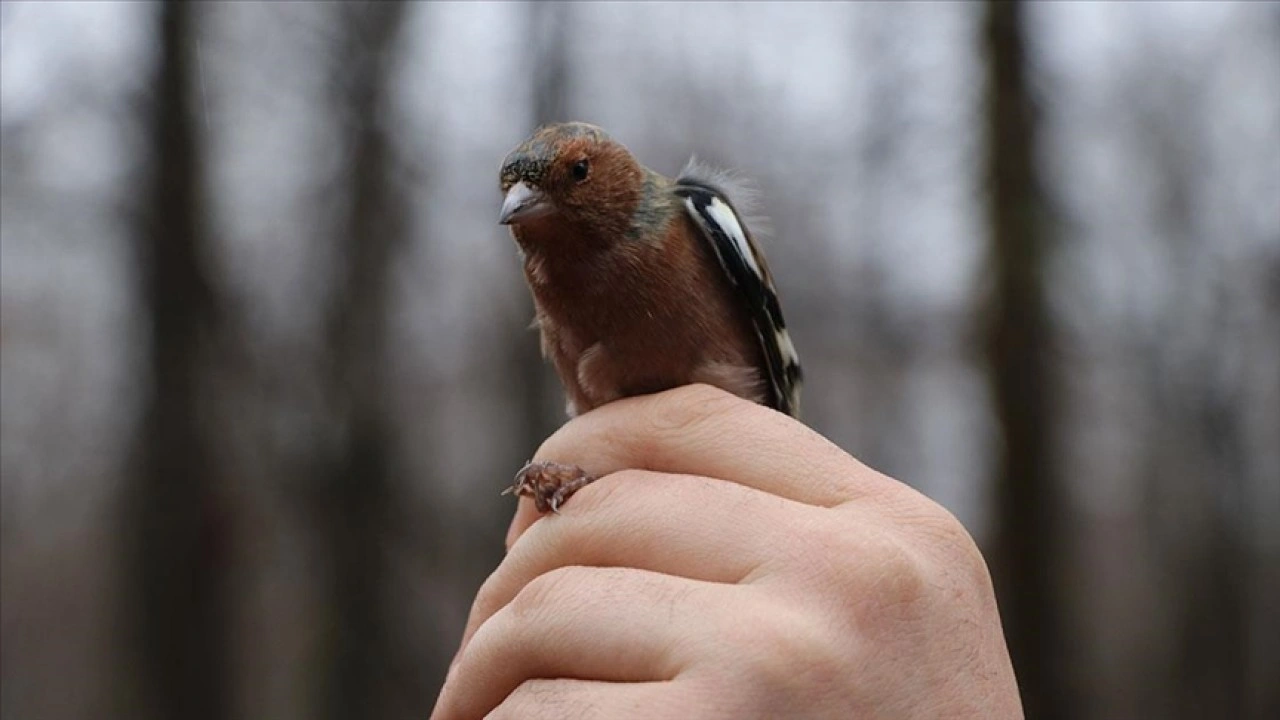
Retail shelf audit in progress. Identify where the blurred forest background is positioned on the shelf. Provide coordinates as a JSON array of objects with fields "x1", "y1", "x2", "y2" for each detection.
[{"x1": 1, "y1": 2, "x2": 1277, "y2": 719}]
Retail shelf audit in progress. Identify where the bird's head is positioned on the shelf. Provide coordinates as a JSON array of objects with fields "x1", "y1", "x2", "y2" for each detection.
[{"x1": 498, "y1": 122, "x2": 645, "y2": 233}]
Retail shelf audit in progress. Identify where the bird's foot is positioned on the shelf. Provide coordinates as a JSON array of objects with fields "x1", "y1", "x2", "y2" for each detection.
[{"x1": 504, "y1": 461, "x2": 597, "y2": 514}]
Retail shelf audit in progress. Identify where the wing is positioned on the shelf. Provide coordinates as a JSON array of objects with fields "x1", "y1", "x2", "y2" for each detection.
[{"x1": 672, "y1": 172, "x2": 803, "y2": 417}]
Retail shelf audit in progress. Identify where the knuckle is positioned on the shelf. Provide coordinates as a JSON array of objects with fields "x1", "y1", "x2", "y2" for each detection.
[
  {"x1": 899, "y1": 496, "x2": 984, "y2": 568},
  {"x1": 470, "y1": 570, "x2": 509, "y2": 629},
  {"x1": 507, "y1": 565, "x2": 589, "y2": 624},
  {"x1": 916, "y1": 505, "x2": 993, "y2": 592},
  {"x1": 771, "y1": 512, "x2": 918, "y2": 599},
  {"x1": 646, "y1": 383, "x2": 744, "y2": 438},
  {"x1": 717, "y1": 601, "x2": 848, "y2": 708},
  {"x1": 843, "y1": 489, "x2": 993, "y2": 603},
  {"x1": 791, "y1": 515, "x2": 931, "y2": 625},
  {"x1": 863, "y1": 533, "x2": 930, "y2": 613},
  {"x1": 929, "y1": 507, "x2": 984, "y2": 565}
]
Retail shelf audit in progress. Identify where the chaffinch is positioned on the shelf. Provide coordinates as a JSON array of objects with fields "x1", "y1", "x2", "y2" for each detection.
[{"x1": 499, "y1": 122, "x2": 802, "y2": 512}]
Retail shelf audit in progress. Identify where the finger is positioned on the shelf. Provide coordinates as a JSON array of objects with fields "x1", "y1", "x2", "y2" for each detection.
[
  {"x1": 521, "y1": 384, "x2": 902, "y2": 519},
  {"x1": 505, "y1": 496, "x2": 541, "y2": 550},
  {"x1": 476, "y1": 470, "x2": 811, "y2": 647},
  {"x1": 485, "y1": 679, "x2": 689, "y2": 720},
  {"x1": 433, "y1": 566, "x2": 737, "y2": 720}
]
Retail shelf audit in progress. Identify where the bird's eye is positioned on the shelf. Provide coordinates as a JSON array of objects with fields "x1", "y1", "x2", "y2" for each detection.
[{"x1": 572, "y1": 159, "x2": 590, "y2": 182}]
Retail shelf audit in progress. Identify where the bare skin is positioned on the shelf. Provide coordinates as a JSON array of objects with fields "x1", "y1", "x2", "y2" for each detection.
[{"x1": 434, "y1": 384, "x2": 1023, "y2": 720}]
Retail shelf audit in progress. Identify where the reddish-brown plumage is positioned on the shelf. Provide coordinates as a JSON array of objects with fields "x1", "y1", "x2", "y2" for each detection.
[
  {"x1": 518, "y1": 205, "x2": 766, "y2": 416},
  {"x1": 502, "y1": 125, "x2": 766, "y2": 417},
  {"x1": 499, "y1": 122, "x2": 792, "y2": 511}
]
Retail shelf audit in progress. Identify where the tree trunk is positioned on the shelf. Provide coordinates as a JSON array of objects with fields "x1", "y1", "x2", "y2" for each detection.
[
  {"x1": 314, "y1": 3, "x2": 408, "y2": 718},
  {"x1": 983, "y1": 1, "x2": 1067, "y2": 717},
  {"x1": 125, "y1": 3, "x2": 230, "y2": 719}
]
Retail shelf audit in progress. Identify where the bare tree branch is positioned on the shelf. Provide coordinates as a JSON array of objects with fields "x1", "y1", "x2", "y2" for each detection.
[{"x1": 124, "y1": 3, "x2": 230, "y2": 719}]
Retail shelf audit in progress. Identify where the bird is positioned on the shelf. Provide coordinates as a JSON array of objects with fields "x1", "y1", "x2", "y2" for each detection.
[{"x1": 498, "y1": 122, "x2": 802, "y2": 512}]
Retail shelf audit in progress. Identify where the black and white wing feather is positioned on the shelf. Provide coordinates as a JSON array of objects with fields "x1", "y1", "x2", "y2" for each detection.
[{"x1": 673, "y1": 163, "x2": 803, "y2": 417}]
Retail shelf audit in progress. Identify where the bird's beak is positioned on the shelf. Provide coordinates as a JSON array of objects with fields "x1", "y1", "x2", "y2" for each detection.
[{"x1": 499, "y1": 181, "x2": 552, "y2": 225}]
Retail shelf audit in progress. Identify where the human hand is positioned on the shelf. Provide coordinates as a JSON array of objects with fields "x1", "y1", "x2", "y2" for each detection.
[{"x1": 432, "y1": 384, "x2": 1022, "y2": 719}]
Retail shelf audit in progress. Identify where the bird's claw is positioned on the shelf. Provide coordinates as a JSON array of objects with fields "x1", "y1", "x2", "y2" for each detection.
[{"x1": 505, "y1": 460, "x2": 596, "y2": 514}]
